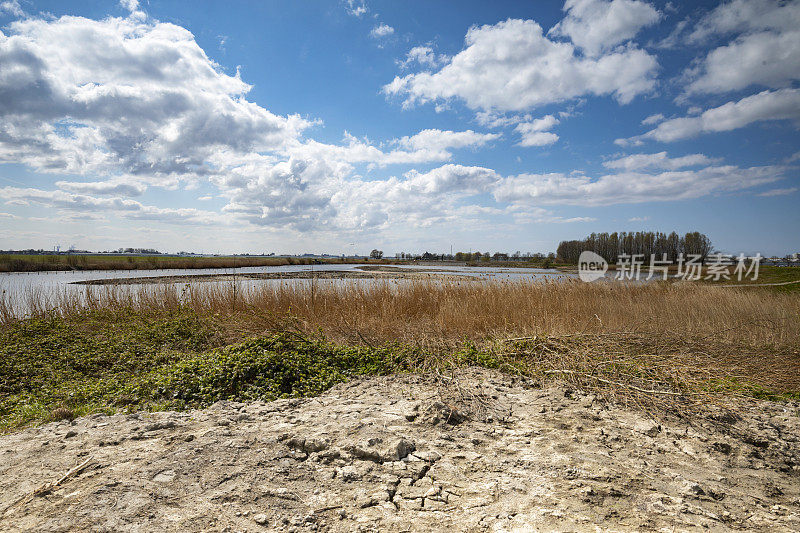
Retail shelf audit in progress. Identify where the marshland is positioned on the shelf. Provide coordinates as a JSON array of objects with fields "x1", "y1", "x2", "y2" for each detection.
[{"x1": 2, "y1": 268, "x2": 798, "y2": 433}]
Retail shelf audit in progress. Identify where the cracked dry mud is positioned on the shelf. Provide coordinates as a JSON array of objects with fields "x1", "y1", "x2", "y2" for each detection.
[{"x1": 1, "y1": 369, "x2": 798, "y2": 532}]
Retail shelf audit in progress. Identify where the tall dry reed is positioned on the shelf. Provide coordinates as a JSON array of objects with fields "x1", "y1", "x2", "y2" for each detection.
[
  {"x1": 3, "y1": 278, "x2": 798, "y2": 349},
  {"x1": 3, "y1": 278, "x2": 799, "y2": 403}
]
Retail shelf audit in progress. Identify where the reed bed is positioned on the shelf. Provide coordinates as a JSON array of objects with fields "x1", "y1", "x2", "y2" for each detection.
[
  {"x1": 1, "y1": 278, "x2": 798, "y2": 429},
  {"x1": 5, "y1": 278, "x2": 797, "y2": 343},
  {"x1": 1, "y1": 277, "x2": 796, "y2": 353}
]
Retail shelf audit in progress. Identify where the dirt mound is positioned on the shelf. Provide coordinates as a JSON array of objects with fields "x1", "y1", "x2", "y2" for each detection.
[{"x1": 1, "y1": 370, "x2": 798, "y2": 532}]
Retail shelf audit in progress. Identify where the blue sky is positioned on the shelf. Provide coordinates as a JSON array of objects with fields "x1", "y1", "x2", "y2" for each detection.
[{"x1": 0, "y1": 0, "x2": 798, "y2": 256}]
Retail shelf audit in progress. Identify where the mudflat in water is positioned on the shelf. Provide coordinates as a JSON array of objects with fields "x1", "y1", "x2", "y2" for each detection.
[
  {"x1": 71, "y1": 266, "x2": 475, "y2": 285},
  {"x1": 0, "y1": 263, "x2": 571, "y2": 290}
]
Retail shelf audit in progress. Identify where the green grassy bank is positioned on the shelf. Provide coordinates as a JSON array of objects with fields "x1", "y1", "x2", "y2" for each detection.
[
  {"x1": 2, "y1": 306, "x2": 797, "y2": 433},
  {"x1": 0, "y1": 254, "x2": 373, "y2": 272}
]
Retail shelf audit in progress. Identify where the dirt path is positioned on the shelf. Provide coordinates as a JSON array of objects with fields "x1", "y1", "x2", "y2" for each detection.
[
  {"x1": 1, "y1": 370, "x2": 798, "y2": 532},
  {"x1": 720, "y1": 280, "x2": 800, "y2": 288}
]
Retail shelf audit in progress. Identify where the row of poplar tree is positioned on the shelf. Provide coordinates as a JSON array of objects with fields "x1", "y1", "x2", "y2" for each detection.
[{"x1": 556, "y1": 231, "x2": 713, "y2": 264}]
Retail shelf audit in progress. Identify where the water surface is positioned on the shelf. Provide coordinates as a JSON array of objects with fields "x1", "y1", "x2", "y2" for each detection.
[{"x1": 0, "y1": 263, "x2": 577, "y2": 316}]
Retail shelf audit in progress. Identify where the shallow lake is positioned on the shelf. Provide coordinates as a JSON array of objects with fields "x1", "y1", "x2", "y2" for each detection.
[{"x1": 0, "y1": 263, "x2": 578, "y2": 315}]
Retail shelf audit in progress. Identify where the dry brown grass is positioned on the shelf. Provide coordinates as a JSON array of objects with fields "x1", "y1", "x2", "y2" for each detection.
[
  {"x1": 487, "y1": 333, "x2": 799, "y2": 413},
  {"x1": 3, "y1": 278, "x2": 798, "y2": 403},
  {"x1": 4, "y1": 278, "x2": 798, "y2": 343},
  {"x1": 224, "y1": 279, "x2": 795, "y2": 346}
]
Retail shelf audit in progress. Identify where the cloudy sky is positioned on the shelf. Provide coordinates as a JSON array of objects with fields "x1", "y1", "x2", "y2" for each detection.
[{"x1": 0, "y1": 0, "x2": 798, "y2": 255}]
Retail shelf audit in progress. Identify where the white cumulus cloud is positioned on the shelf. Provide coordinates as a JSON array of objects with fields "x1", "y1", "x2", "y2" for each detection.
[
  {"x1": 514, "y1": 115, "x2": 560, "y2": 147},
  {"x1": 687, "y1": 0, "x2": 800, "y2": 43},
  {"x1": 493, "y1": 164, "x2": 784, "y2": 206},
  {"x1": 55, "y1": 179, "x2": 147, "y2": 197},
  {"x1": 393, "y1": 129, "x2": 500, "y2": 153},
  {"x1": 603, "y1": 151, "x2": 719, "y2": 171},
  {"x1": 641, "y1": 113, "x2": 664, "y2": 125},
  {"x1": 383, "y1": 18, "x2": 658, "y2": 112},
  {"x1": 549, "y1": 0, "x2": 661, "y2": 56},
  {"x1": 399, "y1": 46, "x2": 446, "y2": 69},
  {"x1": 370, "y1": 23, "x2": 394, "y2": 38},
  {"x1": 684, "y1": 0, "x2": 800, "y2": 95},
  {"x1": 619, "y1": 89, "x2": 800, "y2": 144},
  {"x1": 0, "y1": 13, "x2": 312, "y2": 187},
  {"x1": 344, "y1": 0, "x2": 368, "y2": 18},
  {"x1": 0, "y1": 1, "x2": 23, "y2": 17}
]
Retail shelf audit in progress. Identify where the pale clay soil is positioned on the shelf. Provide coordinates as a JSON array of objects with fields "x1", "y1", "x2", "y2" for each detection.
[{"x1": 1, "y1": 369, "x2": 798, "y2": 532}]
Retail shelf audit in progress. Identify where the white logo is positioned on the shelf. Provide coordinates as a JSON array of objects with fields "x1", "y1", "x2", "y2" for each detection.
[{"x1": 578, "y1": 251, "x2": 608, "y2": 282}]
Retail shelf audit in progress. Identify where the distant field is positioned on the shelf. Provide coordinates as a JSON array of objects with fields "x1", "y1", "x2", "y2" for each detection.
[
  {"x1": 555, "y1": 263, "x2": 800, "y2": 293},
  {"x1": 0, "y1": 254, "x2": 560, "y2": 272},
  {"x1": 657, "y1": 265, "x2": 800, "y2": 293},
  {"x1": 0, "y1": 254, "x2": 366, "y2": 272},
  {"x1": 710, "y1": 265, "x2": 800, "y2": 293}
]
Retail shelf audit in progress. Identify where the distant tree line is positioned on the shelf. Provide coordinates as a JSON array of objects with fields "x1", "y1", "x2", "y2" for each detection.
[
  {"x1": 395, "y1": 251, "x2": 556, "y2": 263},
  {"x1": 0, "y1": 248, "x2": 92, "y2": 255},
  {"x1": 556, "y1": 231, "x2": 713, "y2": 264},
  {"x1": 397, "y1": 252, "x2": 451, "y2": 261},
  {"x1": 452, "y1": 251, "x2": 554, "y2": 262},
  {"x1": 116, "y1": 248, "x2": 161, "y2": 254}
]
